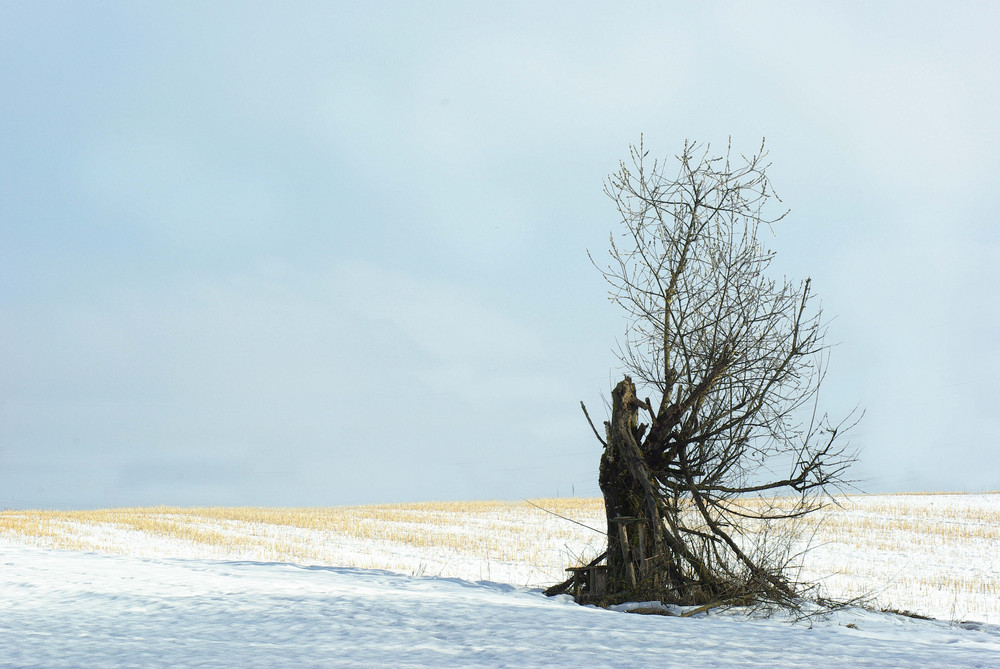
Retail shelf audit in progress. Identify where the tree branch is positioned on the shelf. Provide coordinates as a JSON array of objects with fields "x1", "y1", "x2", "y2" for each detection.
[{"x1": 580, "y1": 401, "x2": 608, "y2": 448}]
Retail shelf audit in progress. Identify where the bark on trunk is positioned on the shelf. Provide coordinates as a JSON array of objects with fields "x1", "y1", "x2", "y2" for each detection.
[{"x1": 598, "y1": 376, "x2": 661, "y2": 598}]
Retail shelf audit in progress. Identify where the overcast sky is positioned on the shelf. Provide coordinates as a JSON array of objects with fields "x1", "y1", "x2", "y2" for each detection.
[{"x1": 2, "y1": 1, "x2": 998, "y2": 509}]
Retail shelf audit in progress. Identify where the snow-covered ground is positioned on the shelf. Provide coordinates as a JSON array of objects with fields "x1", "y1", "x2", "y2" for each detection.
[
  {"x1": 3, "y1": 543, "x2": 1000, "y2": 668},
  {"x1": 2, "y1": 494, "x2": 999, "y2": 666},
  {"x1": 4, "y1": 494, "x2": 998, "y2": 622}
]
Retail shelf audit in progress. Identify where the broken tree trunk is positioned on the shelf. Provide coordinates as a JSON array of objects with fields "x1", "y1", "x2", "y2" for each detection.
[
  {"x1": 566, "y1": 374, "x2": 797, "y2": 606},
  {"x1": 598, "y1": 376, "x2": 666, "y2": 601}
]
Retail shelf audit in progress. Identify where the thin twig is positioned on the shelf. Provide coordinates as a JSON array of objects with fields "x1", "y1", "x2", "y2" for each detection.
[
  {"x1": 522, "y1": 498, "x2": 605, "y2": 535},
  {"x1": 580, "y1": 401, "x2": 608, "y2": 447}
]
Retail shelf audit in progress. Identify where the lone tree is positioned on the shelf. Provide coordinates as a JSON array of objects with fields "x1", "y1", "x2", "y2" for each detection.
[{"x1": 552, "y1": 139, "x2": 857, "y2": 608}]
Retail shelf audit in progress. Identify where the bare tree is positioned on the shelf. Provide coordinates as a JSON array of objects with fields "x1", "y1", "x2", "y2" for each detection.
[{"x1": 551, "y1": 139, "x2": 857, "y2": 608}]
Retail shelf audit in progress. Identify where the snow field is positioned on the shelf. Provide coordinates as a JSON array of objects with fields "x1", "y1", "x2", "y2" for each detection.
[
  {"x1": 3, "y1": 543, "x2": 1000, "y2": 668},
  {"x1": 2, "y1": 493, "x2": 998, "y2": 623}
]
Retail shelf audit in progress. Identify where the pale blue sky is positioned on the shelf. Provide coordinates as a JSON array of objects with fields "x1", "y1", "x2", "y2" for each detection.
[{"x1": 2, "y1": 1, "x2": 998, "y2": 508}]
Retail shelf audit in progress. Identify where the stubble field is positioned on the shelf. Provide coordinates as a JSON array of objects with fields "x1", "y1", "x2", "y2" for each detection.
[{"x1": 2, "y1": 492, "x2": 998, "y2": 624}]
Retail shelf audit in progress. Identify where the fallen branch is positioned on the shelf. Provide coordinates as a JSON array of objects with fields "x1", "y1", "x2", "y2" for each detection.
[{"x1": 543, "y1": 551, "x2": 607, "y2": 597}]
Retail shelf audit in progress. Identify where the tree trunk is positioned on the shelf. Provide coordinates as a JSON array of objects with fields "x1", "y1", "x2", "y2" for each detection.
[{"x1": 598, "y1": 376, "x2": 661, "y2": 599}]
